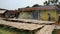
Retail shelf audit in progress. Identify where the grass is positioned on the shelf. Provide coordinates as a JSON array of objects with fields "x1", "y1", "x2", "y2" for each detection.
[
  {"x1": 0, "y1": 25, "x2": 58, "y2": 34},
  {"x1": 0, "y1": 25, "x2": 30, "y2": 34},
  {"x1": 52, "y1": 29, "x2": 58, "y2": 34},
  {"x1": 0, "y1": 26, "x2": 18, "y2": 34}
]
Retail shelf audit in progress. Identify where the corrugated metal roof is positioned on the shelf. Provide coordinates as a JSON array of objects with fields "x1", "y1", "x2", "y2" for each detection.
[
  {"x1": 5, "y1": 10, "x2": 18, "y2": 14},
  {"x1": 18, "y1": 6, "x2": 57, "y2": 12},
  {"x1": 0, "y1": 10, "x2": 6, "y2": 13},
  {"x1": 0, "y1": 8, "x2": 6, "y2": 10}
]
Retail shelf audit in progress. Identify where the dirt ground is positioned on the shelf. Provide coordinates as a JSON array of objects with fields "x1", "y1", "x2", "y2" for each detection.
[
  {"x1": 57, "y1": 29, "x2": 60, "y2": 34},
  {"x1": 55, "y1": 22, "x2": 60, "y2": 34},
  {"x1": 55, "y1": 22, "x2": 60, "y2": 26}
]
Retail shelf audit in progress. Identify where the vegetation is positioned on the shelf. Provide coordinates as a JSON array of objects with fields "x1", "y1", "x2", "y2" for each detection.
[
  {"x1": 0, "y1": 25, "x2": 30, "y2": 34},
  {"x1": 32, "y1": 4, "x2": 40, "y2": 7},
  {"x1": 26, "y1": 6, "x2": 30, "y2": 8},
  {"x1": 52, "y1": 29, "x2": 58, "y2": 34},
  {"x1": 0, "y1": 25, "x2": 58, "y2": 34},
  {"x1": 44, "y1": 1, "x2": 49, "y2": 6},
  {"x1": 44, "y1": 0, "x2": 59, "y2": 5}
]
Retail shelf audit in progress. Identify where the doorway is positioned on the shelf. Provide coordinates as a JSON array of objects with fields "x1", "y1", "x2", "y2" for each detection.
[
  {"x1": 58, "y1": 16, "x2": 60, "y2": 22},
  {"x1": 31, "y1": 10, "x2": 40, "y2": 20}
]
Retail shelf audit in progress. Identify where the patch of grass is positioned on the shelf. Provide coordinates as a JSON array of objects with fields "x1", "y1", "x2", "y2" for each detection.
[
  {"x1": 52, "y1": 29, "x2": 58, "y2": 34},
  {"x1": 0, "y1": 27, "x2": 17, "y2": 34},
  {"x1": 0, "y1": 25, "x2": 30, "y2": 34}
]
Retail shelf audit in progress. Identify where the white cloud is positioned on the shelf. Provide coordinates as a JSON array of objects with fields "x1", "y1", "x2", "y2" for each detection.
[{"x1": 0, "y1": 0, "x2": 48, "y2": 10}]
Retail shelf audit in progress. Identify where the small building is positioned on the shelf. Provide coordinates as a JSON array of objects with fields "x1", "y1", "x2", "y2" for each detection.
[
  {"x1": 0, "y1": 8, "x2": 6, "y2": 17},
  {"x1": 18, "y1": 5, "x2": 58, "y2": 21},
  {"x1": 4, "y1": 10, "x2": 19, "y2": 18}
]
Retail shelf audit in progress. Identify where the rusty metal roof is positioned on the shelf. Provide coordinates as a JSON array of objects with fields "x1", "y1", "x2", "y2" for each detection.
[
  {"x1": 5, "y1": 10, "x2": 18, "y2": 14},
  {"x1": 18, "y1": 6, "x2": 57, "y2": 12},
  {"x1": 0, "y1": 8, "x2": 6, "y2": 10}
]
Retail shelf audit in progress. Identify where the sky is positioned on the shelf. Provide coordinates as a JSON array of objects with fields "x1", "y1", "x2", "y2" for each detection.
[{"x1": 0, "y1": 0, "x2": 48, "y2": 10}]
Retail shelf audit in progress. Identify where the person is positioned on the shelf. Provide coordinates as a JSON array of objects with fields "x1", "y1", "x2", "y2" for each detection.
[
  {"x1": 48, "y1": 13, "x2": 51, "y2": 21},
  {"x1": 58, "y1": 16, "x2": 60, "y2": 23}
]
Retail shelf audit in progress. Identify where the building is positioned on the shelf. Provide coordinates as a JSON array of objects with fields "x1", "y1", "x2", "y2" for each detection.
[
  {"x1": 4, "y1": 10, "x2": 19, "y2": 18},
  {"x1": 0, "y1": 8, "x2": 6, "y2": 17},
  {"x1": 18, "y1": 5, "x2": 58, "y2": 21}
]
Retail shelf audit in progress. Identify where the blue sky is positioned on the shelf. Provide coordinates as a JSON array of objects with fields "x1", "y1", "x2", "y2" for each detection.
[{"x1": 0, "y1": 0, "x2": 48, "y2": 10}]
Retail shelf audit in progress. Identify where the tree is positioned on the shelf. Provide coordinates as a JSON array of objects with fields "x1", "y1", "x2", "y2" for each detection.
[
  {"x1": 53, "y1": 0, "x2": 58, "y2": 5},
  {"x1": 44, "y1": 1, "x2": 50, "y2": 6},
  {"x1": 32, "y1": 4, "x2": 40, "y2": 7},
  {"x1": 59, "y1": 2, "x2": 60, "y2": 4},
  {"x1": 51, "y1": 1, "x2": 54, "y2": 3},
  {"x1": 26, "y1": 6, "x2": 30, "y2": 8},
  {"x1": 54, "y1": 0, "x2": 58, "y2": 3},
  {"x1": 43, "y1": 0, "x2": 59, "y2": 6},
  {"x1": 44, "y1": 1, "x2": 48, "y2": 5}
]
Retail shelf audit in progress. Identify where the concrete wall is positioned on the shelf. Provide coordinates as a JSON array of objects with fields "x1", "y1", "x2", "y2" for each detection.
[
  {"x1": 40, "y1": 10, "x2": 57, "y2": 21},
  {"x1": 18, "y1": 10, "x2": 57, "y2": 21},
  {"x1": 18, "y1": 12, "x2": 32, "y2": 19}
]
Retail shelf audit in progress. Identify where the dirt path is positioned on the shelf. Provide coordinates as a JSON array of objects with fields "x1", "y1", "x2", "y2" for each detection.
[
  {"x1": 55, "y1": 22, "x2": 60, "y2": 34},
  {"x1": 57, "y1": 29, "x2": 60, "y2": 34}
]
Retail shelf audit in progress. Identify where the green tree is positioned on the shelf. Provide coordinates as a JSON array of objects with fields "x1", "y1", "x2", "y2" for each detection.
[
  {"x1": 32, "y1": 4, "x2": 40, "y2": 7},
  {"x1": 53, "y1": 0, "x2": 58, "y2": 5},
  {"x1": 54, "y1": 0, "x2": 58, "y2": 3},
  {"x1": 26, "y1": 6, "x2": 30, "y2": 8},
  {"x1": 44, "y1": 0, "x2": 59, "y2": 5},
  {"x1": 59, "y1": 2, "x2": 60, "y2": 4},
  {"x1": 44, "y1": 1, "x2": 49, "y2": 5},
  {"x1": 44, "y1": 1, "x2": 47, "y2": 5}
]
